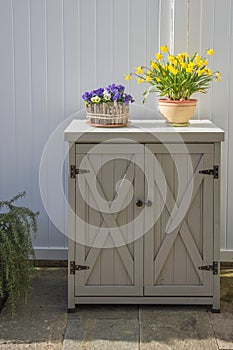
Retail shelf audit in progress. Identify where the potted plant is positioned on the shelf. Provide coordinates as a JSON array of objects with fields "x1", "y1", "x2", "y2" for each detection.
[
  {"x1": 125, "y1": 45, "x2": 221, "y2": 125},
  {"x1": 0, "y1": 192, "x2": 38, "y2": 314},
  {"x1": 82, "y1": 84, "x2": 134, "y2": 127}
]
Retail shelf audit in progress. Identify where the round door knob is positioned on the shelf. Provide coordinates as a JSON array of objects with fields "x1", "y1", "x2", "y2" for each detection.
[
  {"x1": 136, "y1": 199, "x2": 143, "y2": 207},
  {"x1": 145, "y1": 200, "x2": 152, "y2": 207}
]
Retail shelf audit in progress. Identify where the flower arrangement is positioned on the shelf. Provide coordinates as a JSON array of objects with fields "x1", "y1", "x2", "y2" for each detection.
[
  {"x1": 125, "y1": 45, "x2": 221, "y2": 102},
  {"x1": 82, "y1": 84, "x2": 134, "y2": 106},
  {"x1": 82, "y1": 84, "x2": 134, "y2": 127}
]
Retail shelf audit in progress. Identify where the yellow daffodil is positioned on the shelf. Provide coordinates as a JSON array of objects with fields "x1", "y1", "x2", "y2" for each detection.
[
  {"x1": 125, "y1": 45, "x2": 220, "y2": 102},
  {"x1": 136, "y1": 66, "x2": 144, "y2": 74},
  {"x1": 137, "y1": 78, "x2": 144, "y2": 84},
  {"x1": 168, "y1": 55, "x2": 175, "y2": 63},
  {"x1": 155, "y1": 53, "x2": 163, "y2": 60},
  {"x1": 181, "y1": 52, "x2": 189, "y2": 58},
  {"x1": 188, "y1": 62, "x2": 194, "y2": 68},
  {"x1": 204, "y1": 68, "x2": 212, "y2": 76},
  {"x1": 216, "y1": 77, "x2": 221, "y2": 82},
  {"x1": 160, "y1": 45, "x2": 168, "y2": 53},
  {"x1": 186, "y1": 67, "x2": 193, "y2": 73},
  {"x1": 207, "y1": 48, "x2": 215, "y2": 55},
  {"x1": 168, "y1": 65, "x2": 178, "y2": 75},
  {"x1": 180, "y1": 62, "x2": 187, "y2": 69},
  {"x1": 197, "y1": 59, "x2": 205, "y2": 68},
  {"x1": 195, "y1": 55, "x2": 201, "y2": 63},
  {"x1": 150, "y1": 61, "x2": 159, "y2": 70},
  {"x1": 125, "y1": 74, "x2": 132, "y2": 81}
]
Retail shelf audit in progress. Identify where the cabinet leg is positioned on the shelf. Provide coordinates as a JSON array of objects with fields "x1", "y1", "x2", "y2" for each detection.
[{"x1": 67, "y1": 308, "x2": 76, "y2": 313}]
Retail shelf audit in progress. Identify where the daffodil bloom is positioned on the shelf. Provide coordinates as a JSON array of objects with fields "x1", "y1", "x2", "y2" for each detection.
[
  {"x1": 156, "y1": 53, "x2": 163, "y2": 60},
  {"x1": 181, "y1": 52, "x2": 188, "y2": 58},
  {"x1": 197, "y1": 60, "x2": 205, "y2": 68},
  {"x1": 204, "y1": 68, "x2": 212, "y2": 76},
  {"x1": 195, "y1": 55, "x2": 201, "y2": 63},
  {"x1": 180, "y1": 62, "x2": 187, "y2": 69},
  {"x1": 150, "y1": 61, "x2": 159, "y2": 70},
  {"x1": 188, "y1": 62, "x2": 194, "y2": 68},
  {"x1": 137, "y1": 78, "x2": 144, "y2": 84},
  {"x1": 186, "y1": 67, "x2": 193, "y2": 73},
  {"x1": 125, "y1": 74, "x2": 132, "y2": 81},
  {"x1": 216, "y1": 77, "x2": 221, "y2": 82},
  {"x1": 168, "y1": 55, "x2": 175, "y2": 63},
  {"x1": 127, "y1": 45, "x2": 220, "y2": 102},
  {"x1": 136, "y1": 66, "x2": 144, "y2": 74},
  {"x1": 207, "y1": 48, "x2": 215, "y2": 55},
  {"x1": 168, "y1": 65, "x2": 178, "y2": 75},
  {"x1": 160, "y1": 45, "x2": 168, "y2": 53}
]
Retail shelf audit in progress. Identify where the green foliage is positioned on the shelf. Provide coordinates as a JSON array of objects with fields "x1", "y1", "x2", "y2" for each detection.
[{"x1": 0, "y1": 192, "x2": 39, "y2": 315}]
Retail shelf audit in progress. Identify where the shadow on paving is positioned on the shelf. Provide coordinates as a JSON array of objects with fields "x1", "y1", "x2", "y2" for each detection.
[
  {"x1": 62, "y1": 270, "x2": 233, "y2": 350},
  {"x1": 0, "y1": 268, "x2": 68, "y2": 350}
]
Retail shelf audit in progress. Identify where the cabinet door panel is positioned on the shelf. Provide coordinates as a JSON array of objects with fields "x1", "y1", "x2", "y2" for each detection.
[
  {"x1": 75, "y1": 144, "x2": 144, "y2": 296},
  {"x1": 144, "y1": 144, "x2": 214, "y2": 296}
]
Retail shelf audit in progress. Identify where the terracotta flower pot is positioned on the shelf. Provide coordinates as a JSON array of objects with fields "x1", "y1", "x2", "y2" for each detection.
[{"x1": 158, "y1": 99, "x2": 197, "y2": 126}]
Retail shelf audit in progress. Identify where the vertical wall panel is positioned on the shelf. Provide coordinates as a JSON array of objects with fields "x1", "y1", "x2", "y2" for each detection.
[
  {"x1": 30, "y1": 0, "x2": 49, "y2": 247},
  {"x1": 46, "y1": 0, "x2": 66, "y2": 248},
  {"x1": 145, "y1": 0, "x2": 160, "y2": 117},
  {"x1": 226, "y1": 2, "x2": 233, "y2": 250},
  {"x1": 113, "y1": 0, "x2": 130, "y2": 87},
  {"x1": 0, "y1": 0, "x2": 16, "y2": 199},
  {"x1": 211, "y1": 0, "x2": 231, "y2": 250},
  {"x1": 79, "y1": 0, "x2": 97, "y2": 106},
  {"x1": 129, "y1": 0, "x2": 147, "y2": 119},
  {"x1": 13, "y1": 0, "x2": 32, "y2": 207}
]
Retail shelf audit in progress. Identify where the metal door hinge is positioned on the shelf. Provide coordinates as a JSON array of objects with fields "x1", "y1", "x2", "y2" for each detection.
[
  {"x1": 199, "y1": 165, "x2": 219, "y2": 179},
  {"x1": 70, "y1": 261, "x2": 90, "y2": 274},
  {"x1": 198, "y1": 261, "x2": 218, "y2": 275},
  {"x1": 70, "y1": 165, "x2": 90, "y2": 178}
]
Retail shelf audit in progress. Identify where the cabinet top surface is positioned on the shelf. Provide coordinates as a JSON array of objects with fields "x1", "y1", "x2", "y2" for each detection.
[{"x1": 64, "y1": 119, "x2": 224, "y2": 143}]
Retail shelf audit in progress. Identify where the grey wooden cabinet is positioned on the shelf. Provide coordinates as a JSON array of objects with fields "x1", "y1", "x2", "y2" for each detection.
[{"x1": 64, "y1": 120, "x2": 224, "y2": 312}]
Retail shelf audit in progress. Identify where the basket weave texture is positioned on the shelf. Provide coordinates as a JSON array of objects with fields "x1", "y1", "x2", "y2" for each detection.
[{"x1": 86, "y1": 102, "x2": 129, "y2": 126}]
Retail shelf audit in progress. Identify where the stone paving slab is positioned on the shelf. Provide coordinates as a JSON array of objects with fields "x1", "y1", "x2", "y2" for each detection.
[
  {"x1": 62, "y1": 318, "x2": 139, "y2": 350},
  {"x1": 209, "y1": 310, "x2": 233, "y2": 349},
  {"x1": 139, "y1": 306, "x2": 218, "y2": 350},
  {"x1": 0, "y1": 268, "x2": 67, "y2": 350}
]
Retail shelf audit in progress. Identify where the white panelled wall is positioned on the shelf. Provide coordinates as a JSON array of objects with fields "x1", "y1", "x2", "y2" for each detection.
[{"x1": 0, "y1": 0, "x2": 232, "y2": 260}]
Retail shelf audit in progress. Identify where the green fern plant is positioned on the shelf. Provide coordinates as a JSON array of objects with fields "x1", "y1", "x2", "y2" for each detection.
[{"x1": 0, "y1": 192, "x2": 39, "y2": 314}]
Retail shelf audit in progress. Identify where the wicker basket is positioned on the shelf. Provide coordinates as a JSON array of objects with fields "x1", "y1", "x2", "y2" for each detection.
[{"x1": 86, "y1": 102, "x2": 129, "y2": 127}]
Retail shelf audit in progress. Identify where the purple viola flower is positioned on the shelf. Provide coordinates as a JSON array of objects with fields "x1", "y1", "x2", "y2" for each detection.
[
  {"x1": 118, "y1": 85, "x2": 125, "y2": 92},
  {"x1": 94, "y1": 88, "x2": 104, "y2": 96},
  {"x1": 82, "y1": 92, "x2": 90, "y2": 101},
  {"x1": 113, "y1": 93, "x2": 122, "y2": 101},
  {"x1": 82, "y1": 84, "x2": 134, "y2": 105}
]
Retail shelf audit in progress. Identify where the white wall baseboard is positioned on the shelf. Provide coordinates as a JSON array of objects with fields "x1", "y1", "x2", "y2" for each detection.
[
  {"x1": 34, "y1": 248, "x2": 68, "y2": 260},
  {"x1": 220, "y1": 250, "x2": 233, "y2": 262}
]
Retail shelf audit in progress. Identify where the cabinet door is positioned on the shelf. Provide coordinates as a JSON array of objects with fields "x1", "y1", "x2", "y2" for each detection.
[
  {"x1": 144, "y1": 144, "x2": 214, "y2": 296},
  {"x1": 75, "y1": 144, "x2": 144, "y2": 296}
]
